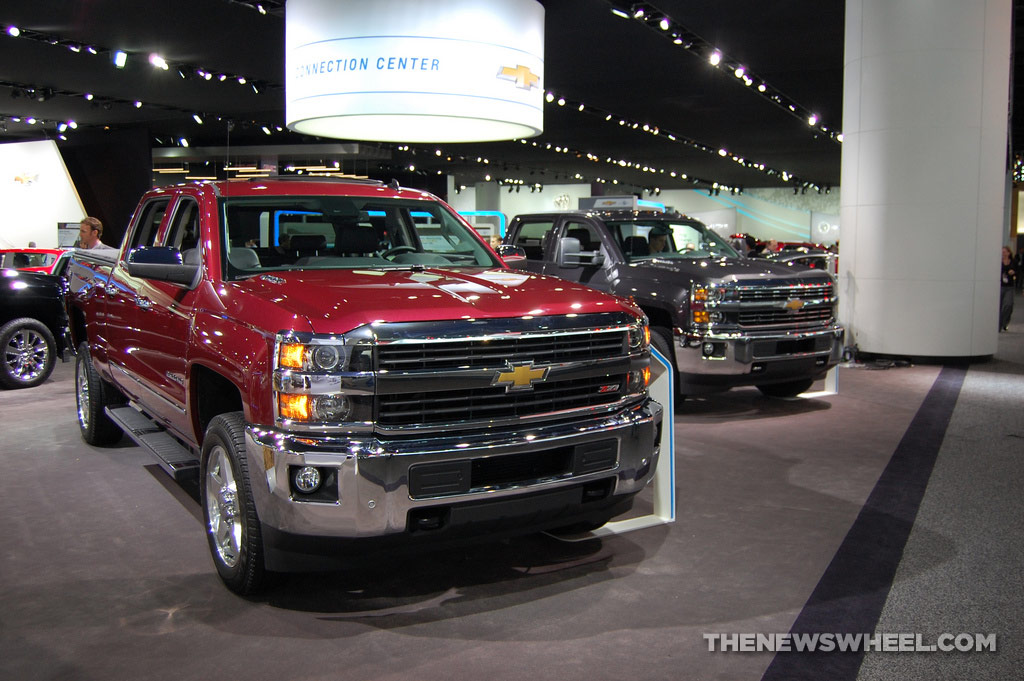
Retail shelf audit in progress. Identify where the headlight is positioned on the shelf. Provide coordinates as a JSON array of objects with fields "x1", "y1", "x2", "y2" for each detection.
[
  {"x1": 628, "y1": 322, "x2": 650, "y2": 351},
  {"x1": 274, "y1": 333, "x2": 373, "y2": 427},
  {"x1": 278, "y1": 339, "x2": 354, "y2": 371}
]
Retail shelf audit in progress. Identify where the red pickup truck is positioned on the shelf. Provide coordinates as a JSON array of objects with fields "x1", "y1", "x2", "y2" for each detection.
[{"x1": 66, "y1": 178, "x2": 662, "y2": 594}]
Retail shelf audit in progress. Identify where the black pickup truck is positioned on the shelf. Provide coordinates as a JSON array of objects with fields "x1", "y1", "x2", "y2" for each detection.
[{"x1": 504, "y1": 210, "x2": 845, "y2": 398}]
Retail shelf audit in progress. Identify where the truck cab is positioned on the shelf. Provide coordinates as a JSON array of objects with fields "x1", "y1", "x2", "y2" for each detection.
[{"x1": 505, "y1": 209, "x2": 844, "y2": 398}]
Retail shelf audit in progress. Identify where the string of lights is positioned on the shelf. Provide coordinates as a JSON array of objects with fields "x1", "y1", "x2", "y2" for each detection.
[
  {"x1": 604, "y1": 1, "x2": 842, "y2": 144},
  {"x1": 2, "y1": 14, "x2": 831, "y2": 192}
]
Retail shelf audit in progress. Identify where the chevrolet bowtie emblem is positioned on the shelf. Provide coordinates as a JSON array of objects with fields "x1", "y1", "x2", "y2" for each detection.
[
  {"x1": 493, "y1": 362, "x2": 549, "y2": 392},
  {"x1": 785, "y1": 299, "x2": 806, "y2": 310},
  {"x1": 497, "y1": 64, "x2": 540, "y2": 90}
]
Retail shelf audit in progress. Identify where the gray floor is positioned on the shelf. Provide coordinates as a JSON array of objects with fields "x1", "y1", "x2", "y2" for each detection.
[{"x1": 1, "y1": 296, "x2": 1021, "y2": 681}]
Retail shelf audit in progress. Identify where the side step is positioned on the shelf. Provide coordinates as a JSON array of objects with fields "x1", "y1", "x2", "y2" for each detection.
[{"x1": 105, "y1": 406, "x2": 200, "y2": 481}]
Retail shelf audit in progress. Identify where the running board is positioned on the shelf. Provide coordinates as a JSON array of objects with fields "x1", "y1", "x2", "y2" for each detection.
[{"x1": 105, "y1": 406, "x2": 199, "y2": 481}]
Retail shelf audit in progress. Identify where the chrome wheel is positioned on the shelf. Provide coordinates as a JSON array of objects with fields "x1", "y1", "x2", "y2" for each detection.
[
  {"x1": 4, "y1": 327, "x2": 49, "y2": 384},
  {"x1": 205, "y1": 445, "x2": 242, "y2": 568},
  {"x1": 76, "y1": 358, "x2": 91, "y2": 430}
]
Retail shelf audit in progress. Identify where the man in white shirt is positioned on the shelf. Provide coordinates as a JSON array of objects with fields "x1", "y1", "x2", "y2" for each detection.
[{"x1": 78, "y1": 217, "x2": 116, "y2": 251}]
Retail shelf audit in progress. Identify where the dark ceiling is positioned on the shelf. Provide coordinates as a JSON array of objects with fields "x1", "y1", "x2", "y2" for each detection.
[{"x1": 0, "y1": 0, "x2": 1019, "y2": 194}]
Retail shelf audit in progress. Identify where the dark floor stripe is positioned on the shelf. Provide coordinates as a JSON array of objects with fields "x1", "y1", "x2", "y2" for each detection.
[{"x1": 760, "y1": 364, "x2": 967, "y2": 681}]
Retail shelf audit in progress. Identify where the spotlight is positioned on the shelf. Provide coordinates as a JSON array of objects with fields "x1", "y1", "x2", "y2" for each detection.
[
  {"x1": 808, "y1": 113, "x2": 818, "y2": 126},
  {"x1": 7, "y1": 26, "x2": 21, "y2": 37},
  {"x1": 148, "y1": 53, "x2": 169, "y2": 70},
  {"x1": 193, "y1": 114, "x2": 204, "y2": 124},
  {"x1": 659, "y1": 17, "x2": 670, "y2": 30},
  {"x1": 113, "y1": 50, "x2": 128, "y2": 68},
  {"x1": 633, "y1": 7, "x2": 645, "y2": 19},
  {"x1": 709, "y1": 50, "x2": 722, "y2": 66}
]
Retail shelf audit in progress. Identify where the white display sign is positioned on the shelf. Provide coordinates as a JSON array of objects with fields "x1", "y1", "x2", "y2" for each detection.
[{"x1": 286, "y1": 0, "x2": 545, "y2": 143}]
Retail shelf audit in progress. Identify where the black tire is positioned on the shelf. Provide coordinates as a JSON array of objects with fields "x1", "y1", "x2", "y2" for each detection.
[
  {"x1": 0, "y1": 317, "x2": 56, "y2": 389},
  {"x1": 757, "y1": 378, "x2": 815, "y2": 398},
  {"x1": 200, "y1": 412, "x2": 266, "y2": 596},
  {"x1": 74, "y1": 342, "x2": 126, "y2": 445}
]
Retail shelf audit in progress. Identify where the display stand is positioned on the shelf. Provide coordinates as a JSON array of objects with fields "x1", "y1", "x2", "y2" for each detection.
[
  {"x1": 550, "y1": 346, "x2": 675, "y2": 541},
  {"x1": 799, "y1": 364, "x2": 839, "y2": 399}
]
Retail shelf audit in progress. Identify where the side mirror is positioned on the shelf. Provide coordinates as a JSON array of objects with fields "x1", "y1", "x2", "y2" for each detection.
[
  {"x1": 557, "y1": 237, "x2": 605, "y2": 268},
  {"x1": 125, "y1": 246, "x2": 201, "y2": 288},
  {"x1": 496, "y1": 244, "x2": 529, "y2": 270}
]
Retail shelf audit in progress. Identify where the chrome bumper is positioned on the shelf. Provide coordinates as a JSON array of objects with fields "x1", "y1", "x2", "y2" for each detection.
[
  {"x1": 675, "y1": 325, "x2": 844, "y2": 376},
  {"x1": 244, "y1": 398, "x2": 663, "y2": 541}
]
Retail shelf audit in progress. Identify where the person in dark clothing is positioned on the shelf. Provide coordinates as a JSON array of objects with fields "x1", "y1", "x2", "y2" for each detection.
[{"x1": 1000, "y1": 246, "x2": 1017, "y2": 331}]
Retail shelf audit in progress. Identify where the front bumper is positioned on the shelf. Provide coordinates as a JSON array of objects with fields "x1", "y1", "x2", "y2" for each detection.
[
  {"x1": 245, "y1": 398, "x2": 663, "y2": 569},
  {"x1": 674, "y1": 325, "x2": 844, "y2": 389}
]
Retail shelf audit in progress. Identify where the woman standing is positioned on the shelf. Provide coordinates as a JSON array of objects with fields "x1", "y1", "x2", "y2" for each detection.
[{"x1": 1001, "y1": 246, "x2": 1017, "y2": 331}]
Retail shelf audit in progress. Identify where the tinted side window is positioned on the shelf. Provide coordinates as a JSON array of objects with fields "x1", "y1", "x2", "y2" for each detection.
[
  {"x1": 128, "y1": 199, "x2": 170, "y2": 251},
  {"x1": 165, "y1": 198, "x2": 200, "y2": 253},
  {"x1": 512, "y1": 220, "x2": 554, "y2": 261}
]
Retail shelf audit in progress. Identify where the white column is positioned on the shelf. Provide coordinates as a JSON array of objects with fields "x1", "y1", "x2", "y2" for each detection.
[{"x1": 839, "y1": 0, "x2": 1011, "y2": 356}]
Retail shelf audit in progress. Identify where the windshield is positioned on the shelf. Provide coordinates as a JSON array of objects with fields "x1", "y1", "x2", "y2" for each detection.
[
  {"x1": 609, "y1": 218, "x2": 740, "y2": 261},
  {"x1": 219, "y1": 195, "x2": 500, "y2": 280}
]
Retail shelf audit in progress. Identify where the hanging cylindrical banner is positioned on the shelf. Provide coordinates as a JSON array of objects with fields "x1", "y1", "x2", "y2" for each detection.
[{"x1": 285, "y1": 0, "x2": 544, "y2": 143}]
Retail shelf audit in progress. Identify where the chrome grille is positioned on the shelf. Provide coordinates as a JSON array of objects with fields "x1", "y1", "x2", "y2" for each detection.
[
  {"x1": 378, "y1": 331, "x2": 626, "y2": 371},
  {"x1": 736, "y1": 282, "x2": 835, "y2": 302},
  {"x1": 738, "y1": 307, "x2": 835, "y2": 326},
  {"x1": 378, "y1": 374, "x2": 626, "y2": 427}
]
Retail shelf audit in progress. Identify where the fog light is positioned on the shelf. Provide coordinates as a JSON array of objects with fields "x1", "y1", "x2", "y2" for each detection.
[
  {"x1": 312, "y1": 394, "x2": 352, "y2": 421},
  {"x1": 294, "y1": 466, "x2": 322, "y2": 494},
  {"x1": 702, "y1": 342, "x2": 715, "y2": 356}
]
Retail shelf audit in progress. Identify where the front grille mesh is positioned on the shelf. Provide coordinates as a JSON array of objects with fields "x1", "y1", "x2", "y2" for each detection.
[
  {"x1": 738, "y1": 308, "x2": 834, "y2": 326},
  {"x1": 379, "y1": 374, "x2": 626, "y2": 427},
  {"x1": 732, "y1": 281, "x2": 835, "y2": 328},
  {"x1": 378, "y1": 331, "x2": 626, "y2": 371},
  {"x1": 736, "y1": 282, "x2": 835, "y2": 302}
]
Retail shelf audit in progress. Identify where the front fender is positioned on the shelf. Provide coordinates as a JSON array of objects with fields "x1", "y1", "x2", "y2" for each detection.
[{"x1": 189, "y1": 312, "x2": 276, "y2": 426}]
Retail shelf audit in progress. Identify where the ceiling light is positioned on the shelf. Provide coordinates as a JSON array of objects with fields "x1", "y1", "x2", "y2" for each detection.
[
  {"x1": 633, "y1": 7, "x2": 645, "y2": 19},
  {"x1": 611, "y1": 8, "x2": 629, "y2": 19},
  {"x1": 179, "y1": 137, "x2": 189, "y2": 147},
  {"x1": 659, "y1": 18, "x2": 670, "y2": 30},
  {"x1": 807, "y1": 113, "x2": 818, "y2": 126},
  {"x1": 709, "y1": 50, "x2": 722, "y2": 66},
  {"x1": 149, "y1": 53, "x2": 169, "y2": 70},
  {"x1": 262, "y1": 126, "x2": 272, "y2": 135},
  {"x1": 193, "y1": 114, "x2": 204, "y2": 124},
  {"x1": 134, "y1": 100, "x2": 142, "y2": 108},
  {"x1": 113, "y1": 50, "x2": 128, "y2": 68},
  {"x1": 734, "y1": 66, "x2": 745, "y2": 78},
  {"x1": 7, "y1": 26, "x2": 21, "y2": 37}
]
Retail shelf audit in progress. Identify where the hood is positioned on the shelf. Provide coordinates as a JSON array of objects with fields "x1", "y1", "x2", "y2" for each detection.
[
  {"x1": 624, "y1": 256, "x2": 835, "y2": 286},
  {"x1": 224, "y1": 267, "x2": 640, "y2": 334}
]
